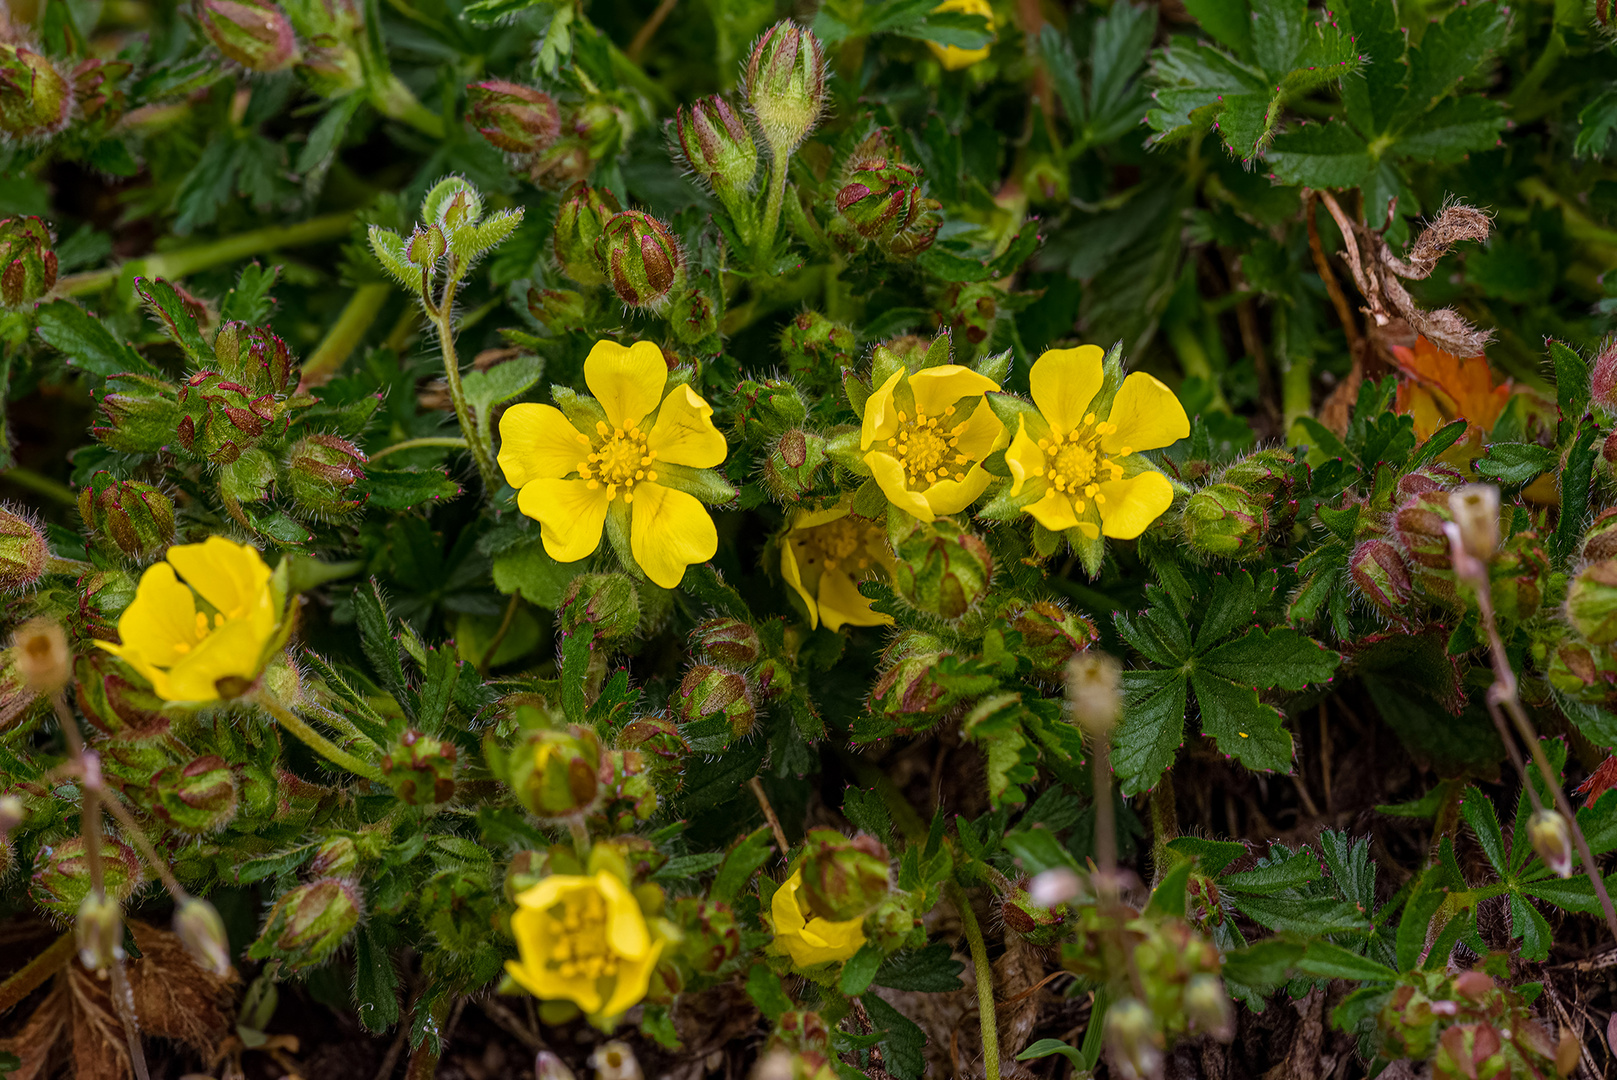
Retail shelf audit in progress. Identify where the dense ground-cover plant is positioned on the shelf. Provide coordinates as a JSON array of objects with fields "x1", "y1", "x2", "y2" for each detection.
[{"x1": 8, "y1": 0, "x2": 1617, "y2": 1077}]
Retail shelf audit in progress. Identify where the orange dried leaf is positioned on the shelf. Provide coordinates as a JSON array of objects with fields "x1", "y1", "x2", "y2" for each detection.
[{"x1": 1390, "y1": 338, "x2": 1512, "y2": 440}]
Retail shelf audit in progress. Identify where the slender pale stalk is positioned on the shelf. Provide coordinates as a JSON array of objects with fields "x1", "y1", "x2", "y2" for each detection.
[
  {"x1": 946, "y1": 880, "x2": 1000, "y2": 1080},
  {"x1": 300, "y1": 283, "x2": 392, "y2": 389},
  {"x1": 755, "y1": 147, "x2": 790, "y2": 269},
  {"x1": 427, "y1": 275, "x2": 500, "y2": 494},
  {"x1": 253, "y1": 690, "x2": 384, "y2": 783},
  {"x1": 368, "y1": 436, "x2": 469, "y2": 463},
  {"x1": 4, "y1": 466, "x2": 76, "y2": 505}
]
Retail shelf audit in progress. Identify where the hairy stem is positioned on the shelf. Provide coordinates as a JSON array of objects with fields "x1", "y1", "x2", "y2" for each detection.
[
  {"x1": 755, "y1": 147, "x2": 790, "y2": 269},
  {"x1": 368, "y1": 436, "x2": 470, "y2": 463},
  {"x1": 254, "y1": 690, "x2": 385, "y2": 783},
  {"x1": 1149, "y1": 772, "x2": 1178, "y2": 890},
  {"x1": 430, "y1": 277, "x2": 500, "y2": 494},
  {"x1": 946, "y1": 880, "x2": 1000, "y2": 1080},
  {"x1": 4, "y1": 466, "x2": 76, "y2": 505}
]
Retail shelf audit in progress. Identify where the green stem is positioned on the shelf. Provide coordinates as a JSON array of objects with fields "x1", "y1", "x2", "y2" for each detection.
[
  {"x1": 58, "y1": 212, "x2": 357, "y2": 296},
  {"x1": 254, "y1": 690, "x2": 384, "y2": 782},
  {"x1": 429, "y1": 277, "x2": 500, "y2": 494},
  {"x1": 1149, "y1": 772, "x2": 1178, "y2": 890},
  {"x1": 947, "y1": 880, "x2": 1000, "y2": 1080},
  {"x1": 367, "y1": 436, "x2": 469, "y2": 463},
  {"x1": 370, "y1": 74, "x2": 447, "y2": 139},
  {"x1": 301, "y1": 283, "x2": 392, "y2": 389},
  {"x1": 0, "y1": 931, "x2": 72, "y2": 1014},
  {"x1": 755, "y1": 147, "x2": 790, "y2": 269},
  {"x1": 4, "y1": 466, "x2": 76, "y2": 505}
]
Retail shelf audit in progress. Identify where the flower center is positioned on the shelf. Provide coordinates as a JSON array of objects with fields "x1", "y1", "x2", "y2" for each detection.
[
  {"x1": 543, "y1": 891, "x2": 621, "y2": 980},
  {"x1": 884, "y1": 405, "x2": 970, "y2": 487},
  {"x1": 1036, "y1": 414, "x2": 1128, "y2": 514},
  {"x1": 795, "y1": 516, "x2": 884, "y2": 576},
  {"x1": 173, "y1": 608, "x2": 228, "y2": 656},
  {"x1": 577, "y1": 422, "x2": 658, "y2": 502}
]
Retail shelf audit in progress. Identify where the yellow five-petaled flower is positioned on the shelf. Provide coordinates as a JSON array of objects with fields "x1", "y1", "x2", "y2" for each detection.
[
  {"x1": 770, "y1": 869, "x2": 867, "y2": 968},
  {"x1": 498, "y1": 339, "x2": 730, "y2": 590},
  {"x1": 506, "y1": 870, "x2": 662, "y2": 1026},
  {"x1": 861, "y1": 364, "x2": 1007, "y2": 522},
  {"x1": 98, "y1": 536, "x2": 287, "y2": 703},
  {"x1": 1006, "y1": 345, "x2": 1189, "y2": 540},
  {"x1": 780, "y1": 501, "x2": 895, "y2": 631}
]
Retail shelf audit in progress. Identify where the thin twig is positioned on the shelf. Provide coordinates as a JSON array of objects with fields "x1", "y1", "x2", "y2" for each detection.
[
  {"x1": 749, "y1": 777, "x2": 790, "y2": 859},
  {"x1": 479, "y1": 592, "x2": 522, "y2": 675},
  {"x1": 0, "y1": 932, "x2": 73, "y2": 1014},
  {"x1": 477, "y1": 995, "x2": 545, "y2": 1051},
  {"x1": 626, "y1": 0, "x2": 679, "y2": 62}
]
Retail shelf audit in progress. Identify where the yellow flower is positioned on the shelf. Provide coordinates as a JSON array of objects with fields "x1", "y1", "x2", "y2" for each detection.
[
  {"x1": 1005, "y1": 345, "x2": 1189, "y2": 540},
  {"x1": 926, "y1": 0, "x2": 995, "y2": 70},
  {"x1": 780, "y1": 502, "x2": 896, "y2": 632},
  {"x1": 860, "y1": 364, "x2": 1007, "y2": 522},
  {"x1": 498, "y1": 339, "x2": 731, "y2": 590},
  {"x1": 98, "y1": 536, "x2": 286, "y2": 703},
  {"x1": 770, "y1": 869, "x2": 866, "y2": 967},
  {"x1": 506, "y1": 871, "x2": 663, "y2": 1024}
]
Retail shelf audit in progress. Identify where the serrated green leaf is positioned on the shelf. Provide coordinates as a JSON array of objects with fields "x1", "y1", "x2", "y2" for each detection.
[
  {"x1": 1474, "y1": 442, "x2": 1556, "y2": 485},
  {"x1": 1190, "y1": 671, "x2": 1294, "y2": 773},
  {"x1": 1199, "y1": 627, "x2": 1340, "y2": 690},
  {"x1": 36, "y1": 300, "x2": 160, "y2": 378},
  {"x1": 1114, "y1": 668, "x2": 1188, "y2": 795},
  {"x1": 1266, "y1": 121, "x2": 1374, "y2": 187}
]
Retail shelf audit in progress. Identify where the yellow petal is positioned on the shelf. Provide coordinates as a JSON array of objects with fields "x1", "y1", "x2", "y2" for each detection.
[
  {"x1": 908, "y1": 365, "x2": 1000, "y2": 417},
  {"x1": 1030, "y1": 345, "x2": 1104, "y2": 434},
  {"x1": 927, "y1": 39, "x2": 990, "y2": 68},
  {"x1": 647, "y1": 384, "x2": 727, "y2": 468},
  {"x1": 598, "y1": 872, "x2": 651, "y2": 959},
  {"x1": 1101, "y1": 372, "x2": 1190, "y2": 454},
  {"x1": 584, "y1": 339, "x2": 667, "y2": 430},
  {"x1": 96, "y1": 639, "x2": 174, "y2": 700},
  {"x1": 113, "y1": 562, "x2": 203, "y2": 669},
  {"x1": 816, "y1": 568, "x2": 890, "y2": 632},
  {"x1": 1006, "y1": 417, "x2": 1044, "y2": 496},
  {"x1": 166, "y1": 537, "x2": 272, "y2": 621},
  {"x1": 780, "y1": 532, "x2": 821, "y2": 631},
  {"x1": 861, "y1": 368, "x2": 905, "y2": 449},
  {"x1": 514, "y1": 874, "x2": 577, "y2": 911},
  {"x1": 919, "y1": 463, "x2": 992, "y2": 516},
  {"x1": 163, "y1": 617, "x2": 268, "y2": 702},
  {"x1": 629, "y1": 482, "x2": 717, "y2": 589},
  {"x1": 498, "y1": 403, "x2": 587, "y2": 488},
  {"x1": 772, "y1": 871, "x2": 809, "y2": 935},
  {"x1": 865, "y1": 451, "x2": 934, "y2": 521},
  {"x1": 1024, "y1": 488, "x2": 1080, "y2": 532},
  {"x1": 517, "y1": 478, "x2": 611, "y2": 563},
  {"x1": 950, "y1": 400, "x2": 1007, "y2": 461},
  {"x1": 1098, "y1": 470, "x2": 1174, "y2": 539},
  {"x1": 602, "y1": 940, "x2": 663, "y2": 1016},
  {"x1": 800, "y1": 914, "x2": 866, "y2": 961}
]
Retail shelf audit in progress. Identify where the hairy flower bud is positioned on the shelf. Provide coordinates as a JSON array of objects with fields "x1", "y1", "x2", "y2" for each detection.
[
  {"x1": 943, "y1": 281, "x2": 997, "y2": 344},
  {"x1": 745, "y1": 22, "x2": 826, "y2": 152},
  {"x1": 251, "y1": 877, "x2": 362, "y2": 969},
  {"x1": 96, "y1": 374, "x2": 184, "y2": 453},
  {"x1": 1223, "y1": 448, "x2": 1294, "y2": 496},
  {"x1": 780, "y1": 311, "x2": 856, "y2": 387},
  {"x1": 78, "y1": 476, "x2": 174, "y2": 562},
  {"x1": 599, "y1": 210, "x2": 684, "y2": 308},
  {"x1": 31, "y1": 837, "x2": 141, "y2": 918},
  {"x1": 798, "y1": 830, "x2": 890, "y2": 921},
  {"x1": 0, "y1": 505, "x2": 48, "y2": 591},
  {"x1": 677, "y1": 664, "x2": 757, "y2": 740},
  {"x1": 527, "y1": 285, "x2": 593, "y2": 332},
  {"x1": 672, "y1": 896, "x2": 741, "y2": 974},
  {"x1": 735, "y1": 378, "x2": 809, "y2": 441},
  {"x1": 0, "y1": 46, "x2": 71, "y2": 137},
  {"x1": 1586, "y1": 509, "x2": 1617, "y2": 562},
  {"x1": 155, "y1": 755, "x2": 240, "y2": 833},
  {"x1": 1395, "y1": 490, "x2": 1456, "y2": 571},
  {"x1": 1568, "y1": 560, "x2": 1617, "y2": 644},
  {"x1": 893, "y1": 518, "x2": 991, "y2": 619},
  {"x1": 618, "y1": 714, "x2": 689, "y2": 789},
  {"x1": 174, "y1": 896, "x2": 232, "y2": 976},
  {"x1": 76, "y1": 890, "x2": 124, "y2": 974},
  {"x1": 691, "y1": 618, "x2": 762, "y2": 668},
  {"x1": 196, "y1": 0, "x2": 299, "y2": 71},
  {"x1": 308, "y1": 835, "x2": 360, "y2": 877},
  {"x1": 1592, "y1": 339, "x2": 1617, "y2": 412},
  {"x1": 670, "y1": 284, "x2": 719, "y2": 345},
  {"x1": 1000, "y1": 884, "x2": 1071, "y2": 945},
  {"x1": 871, "y1": 631, "x2": 952, "y2": 717},
  {"x1": 560, "y1": 572, "x2": 641, "y2": 641},
  {"x1": 553, "y1": 183, "x2": 620, "y2": 286},
  {"x1": 831, "y1": 152, "x2": 940, "y2": 259},
  {"x1": 1351, "y1": 539, "x2": 1414, "y2": 618},
  {"x1": 510, "y1": 726, "x2": 602, "y2": 818},
  {"x1": 675, "y1": 95, "x2": 758, "y2": 198},
  {"x1": 1183, "y1": 482, "x2": 1268, "y2": 559},
  {"x1": 1529, "y1": 808, "x2": 1575, "y2": 878},
  {"x1": 384, "y1": 729, "x2": 457, "y2": 806},
  {"x1": 0, "y1": 216, "x2": 55, "y2": 305},
  {"x1": 468, "y1": 80, "x2": 561, "y2": 155},
  {"x1": 287, "y1": 434, "x2": 368, "y2": 517},
  {"x1": 1004, "y1": 601, "x2": 1098, "y2": 681},
  {"x1": 763, "y1": 428, "x2": 827, "y2": 500}
]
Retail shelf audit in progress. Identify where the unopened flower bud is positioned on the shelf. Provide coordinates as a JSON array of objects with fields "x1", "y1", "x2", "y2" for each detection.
[
  {"x1": 0, "y1": 216, "x2": 55, "y2": 306},
  {"x1": 1183, "y1": 482, "x2": 1268, "y2": 559},
  {"x1": 1006, "y1": 601, "x2": 1098, "y2": 681},
  {"x1": 1067, "y1": 652, "x2": 1121, "y2": 735},
  {"x1": 1529, "y1": 808, "x2": 1575, "y2": 878},
  {"x1": 599, "y1": 210, "x2": 684, "y2": 308},
  {"x1": 745, "y1": 22, "x2": 826, "y2": 152},
  {"x1": 560, "y1": 572, "x2": 641, "y2": 641},
  {"x1": 677, "y1": 664, "x2": 757, "y2": 740},
  {"x1": 735, "y1": 378, "x2": 809, "y2": 440},
  {"x1": 553, "y1": 183, "x2": 620, "y2": 286},
  {"x1": 1450, "y1": 483, "x2": 1501, "y2": 564},
  {"x1": 76, "y1": 890, "x2": 124, "y2": 974},
  {"x1": 799, "y1": 830, "x2": 890, "y2": 921},
  {"x1": 672, "y1": 896, "x2": 741, "y2": 974},
  {"x1": 0, "y1": 46, "x2": 71, "y2": 137},
  {"x1": 1568, "y1": 560, "x2": 1617, "y2": 644},
  {"x1": 384, "y1": 729, "x2": 456, "y2": 806},
  {"x1": 1586, "y1": 510, "x2": 1617, "y2": 562},
  {"x1": 467, "y1": 80, "x2": 560, "y2": 155},
  {"x1": 831, "y1": 153, "x2": 940, "y2": 259},
  {"x1": 669, "y1": 285, "x2": 718, "y2": 345},
  {"x1": 406, "y1": 223, "x2": 447, "y2": 267},
  {"x1": 96, "y1": 374, "x2": 184, "y2": 453},
  {"x1": 1593, "y1": 339, "x2": 1617, "y2": 412},
  {"x1": 1223, "y1": 448, "x2": 1294, "y2": 495},
  {"x1": 287, "y1": 434, "x2": 367, "y2": 517},
  {"x1": 0, "y1": 505, "x2": 48, "y2": 591},
  {"x1": 893, "y1": 519, "x2": 991, "y2": 620},
  {"x1": 1184, "y1": 974, "x2": 1235, "y2": 1042},
  {"x1": 308, "y1": 835, "x2": 360, "y2": 877},
  {"x1": 252, "y1": 876, "x2": 362, "y2": 969},
  {"x1": 1105, "y1": 997, "x2": 1163, "y2": 1080},
  {"x1": 1350, "y1": 539, "x2": 1414, "y2": 618},
  {"x1": 591, "y1": 1041, "x2": 643, "y2": 1080},
  {"x1": 14, "y1": 617, "x2": 69, "y2": 694},
  {"x1": 691, "y1": 618, "x2": 762, "y2": 668},
  {"x1": 535, "y1": 1051, "x2": 578, "y2": 1080},
  {"x1": 618, "y1": 714, "x2": 689, "y2": 788},
  {"x1": 944, "y1": 281, "x2": 996, "y2": 343},
  {"x1": 674, "y1": 95, "x2": 758, "y2": 199},
  {"x1": 174, "y1": 896, "x2": 232, "y2": 976},
  {"x1": 1000, "y1": 884, "x2": 1072, "y2": 944},
  {"x1": 763, "y1": 428, "x2": 826, "y2": 500},
  {"x1": 196, "y1": 0, "x2": 299, "y2": 72},
  {"x1": 527, "y1": 285, "x2": 593, "y2": 332},
  {"x1": 780, "y1": 312, "x2": 856, "y2": 386},
  {"x1": 79, "y1": 477, "x2": 175, "y2": 563},
  {"x1": 155, "y1": 755, "x2": 240, "y2": 833},
  {"x1": 509, "y1": 727, "x2": 601, "y2": 818},
  {"x1": 871, "y1": 631, "x2": 951, "y2": 716},
  {"x1": 31, "y1": 837, "x2": 141, "y2": 918}
]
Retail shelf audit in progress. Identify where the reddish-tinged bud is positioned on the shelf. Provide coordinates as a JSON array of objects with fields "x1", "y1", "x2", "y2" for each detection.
[
  {"x1": 287, "y1": 434, "x2": 367, "y2": 517},
  {"x1": 78, "y1": 475, "x2": 174, "y2": 562},
  {"x1": 691, "y1": 618, "x2": 762, "y2": 668},
  {"x1": 1396, "y1": 463, "x2": 1463, "y2": 502},
  {"x1": 599, "y1": 210, "x2": 684, "y2": 308},
  {"x1": 0, "y1": 504, "x2": 47, "y2": 591},
  {"x1": 762, "y1": 427, "x2": 826, "y2": 500},
  {"x1": 384, "y1": 729, "x2": 456, "y2": 806},
  {"x1": 670, "y1": 285, "x2": 718, "y2": 345},
  {"x1": 0, "y1": 46, "x2": 71, "y2": 136},
  {"x1": 779, "y1": 311, "x2": 856, "y2": 387},
  {"x1": 1351, "y1": 539, "x2": 1414, "y2": 617},
  {"x1": 0, "y1": 216, "x2": 55, "y2": 305},
  {"x1": 195, "y1": 0, "x2": 300, "y2": 71},
  {"x1": 1393, "y1": 490, "x2": 1455, "y2": 570},
  {"x1": 672, "y1": 896, "x2": 742, "y2": 974},
  {"x1": 871, "y1": 631, "x2": 952, "y2": 717},
  {"x1": 155, "y1": 755, "x2": 240, "y2": 833},
  {"x1": 674, "y1": 95, "x2": 758, "y2": 199},
  {"x1": 677, "y1": 664, "x2": 756, "y2": 741},
  {"x1": 1006, "y1": 600, "x2": 1098, "y2": 681},
  {"x1": 552, "y1": 183, "x2": 620, "y2": 286},
  {"x1": 798, "y1": 829, "x2": 890, "y2": 921},
  {"x1": 509, "y1": 726, "x2": 602, "y2": 818},
  {"x1": 1567, "y1": 560, "x2": 1617, "y2": 644},
  {"x1": 560, "y1": 572, "x2": 641, "y2": 641},
  {"x1": 893, "y1": 518, "x2": 991, "y2": 619},
  {"x1": 1592, "y1": 339, "x2": 1617, "y2": 411},
  {"x1": 744, "y1": 21, "x2": 826, "y2": 151},
  {"x1": 97, "y1": 374, "x2": 183, "y2": 453},
  {"x1": 308, "y1": 835, "x2": 360, "y2": 877},
  {"x1": 467, "y1": 80, "x2": 561, "y2": 155},
  {"x1": 250, "y1": 877, "x2": 362, "y2": 969},
  {"x1": 31, "y1": 837, "x2": 141, "y2": 918},
  {"x1": 618, "y1": 713, "x2": 689, "y2": 789},
  {"x1": 1183, "y1": 482, "x2": 1268, "y2": 559},
  {"x1": 943, "y1": 281, "x2": 996, "y2": 344}
]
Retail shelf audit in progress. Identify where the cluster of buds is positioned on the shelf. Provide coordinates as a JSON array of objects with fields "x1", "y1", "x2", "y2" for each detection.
[
  {"x1": 674, "y1": 615, "x2": 801, "y2": 745},
  {"x1": 733, "y1": 379, "x2": 830, "y2": 502},
  {"x1": 0, "y1": 44, "x2": 72, "y2": 137},
  {"x1": 0, "y1": 216, "x2": 56, "y2": 306},
  {"x1": 195, "y1": 0, "x2": 300, "y2": 72},
  {"x1": 384, "y1": 729, "x2": 458, "y2": 807},
  {"x1": 778, "y1": 311, "x2": 855, "y2": 391},
  {"x1": 1181, "y1": 449, "x2": 1293, "y2": 561},
  {"x1": 78, "y1": 475, "x2": 175, "y2": 562},
  {"x1": 1372, "y1": 969, "x2": 1577, "y2": 1079},
  {"x1": 466, "y1": 81, "x2": 627, "y2": 188},
  {"x1": 827, "y1": 135, "x2": 941, "y2": 260},
  {"x1": 892, "y1": 518, "x2": 991, "y2": 620}
]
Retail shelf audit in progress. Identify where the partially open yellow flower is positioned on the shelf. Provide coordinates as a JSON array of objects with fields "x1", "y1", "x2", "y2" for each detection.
[
  {"x1": 860, "y1": 365, "x2": 1006, "y2": 522},
  {"x1": 506, "y1": 871, "x2": 662, "y2": 1025},
  {"x1": 926, "y1": 0, "x2": 995, "y2": 70},
  {"x1": 498, "y1": 340, "x2": 731, "y2": 590},
  {"x1": 780, "y1": 502, "x2": 895, "y2": 632},
  {"x1": 770, "y1": 869, "x2": 866, "y2": 968},
  {"x1": 98, "y1": 537, "x2": 287, "y2": 703},
  {"x1": 1005, "y1": 345, "x2": 1189, "y2": 540}
]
